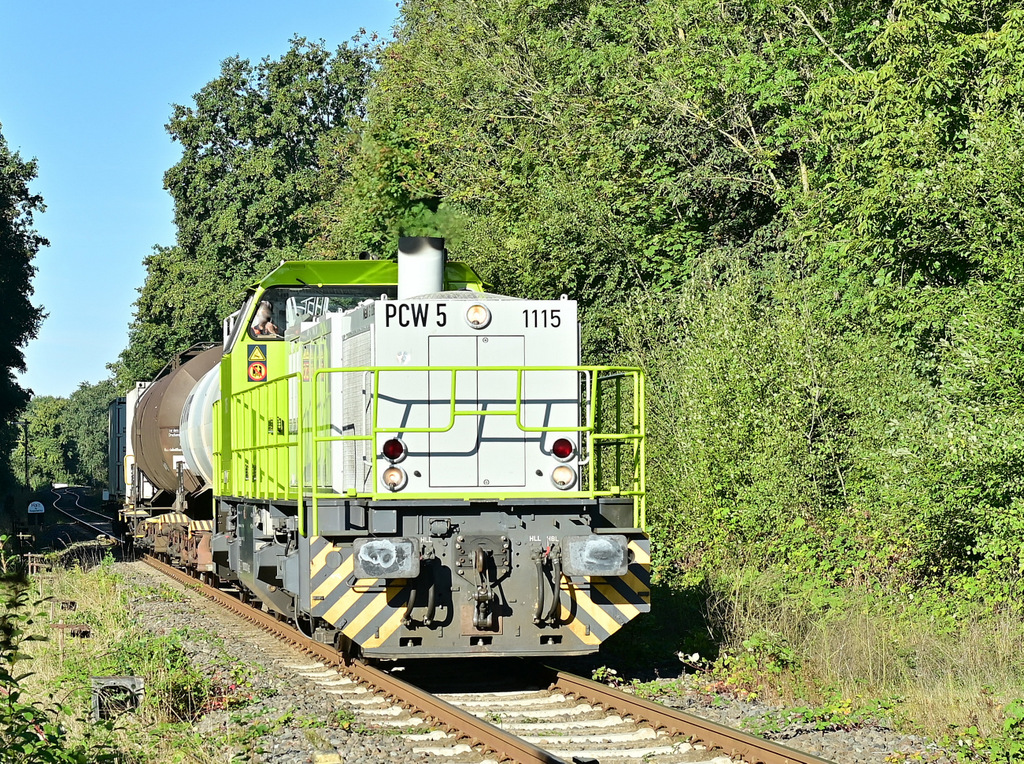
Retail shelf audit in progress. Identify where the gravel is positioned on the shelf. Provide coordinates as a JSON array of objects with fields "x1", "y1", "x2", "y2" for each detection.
[
  {"x1": 644, "y1": 676, "x2": 953, "y2": 764},
  {"x1": 114, "y1": 560, "x2": 954, "y2": 764},
  {"x1": 119, "y1": 561, "x2": 428, "y2": 764}
]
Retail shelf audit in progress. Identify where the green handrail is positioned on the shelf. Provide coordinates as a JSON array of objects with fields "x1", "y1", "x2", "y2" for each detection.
[{"x1": 214, "y1": 365, "x2": 644, "y2": 536}]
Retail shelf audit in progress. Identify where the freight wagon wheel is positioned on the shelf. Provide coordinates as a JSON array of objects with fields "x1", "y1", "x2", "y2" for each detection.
[{"x1": 335, "y1": 632, "x2": 359, "y2": 666}]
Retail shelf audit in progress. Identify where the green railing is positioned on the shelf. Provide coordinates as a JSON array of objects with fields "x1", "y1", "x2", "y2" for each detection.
[
  {"x1": 213, "y1": 370, "x2": 303, "y2": 502},
  {"x1": 213, "y1": 366, "x2": 645, "y2": 536}
]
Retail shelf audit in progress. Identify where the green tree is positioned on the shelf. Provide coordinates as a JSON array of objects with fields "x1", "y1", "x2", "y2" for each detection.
[
  {"x1": 794, "y1": 0, "x2": 1024, "y2": 586},
  {"x1": 323, "y1": 0, "x2": 873, "y2": 355},
  {"x1": 332, "y1": 0, "x2": 1024, "y2": 595},
  {"x1": 623, "y1": 0, "x2": 1024, "y2": 593},
  {"x1": 0, "y1": 122, "x2": 46, "y2": 488},
  {"x1": 63, "y1": 380, "x2": 116, "y2": 486},
  {"x1": 14, "y1": 396, "x2": 72, "y2": 489},
  {"x1": 10, "y1": 381, "x2": 116, "y2": 490},
  {"x1": 113, "y1": 37, "x2": 373, "y2": 384}
]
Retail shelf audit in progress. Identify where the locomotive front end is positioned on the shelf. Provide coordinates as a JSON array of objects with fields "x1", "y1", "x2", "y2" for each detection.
[
  {"x1": 283, "y1": 241, "x2": 648, "y2": 658},
  {"x1": 210, "y1": 238, "x2": 648, "y2": 659}
]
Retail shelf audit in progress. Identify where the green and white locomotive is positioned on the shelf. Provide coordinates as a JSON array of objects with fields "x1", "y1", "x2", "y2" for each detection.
[{"x1": 121, "y1": 238, "x2": 648, "y2": 659}]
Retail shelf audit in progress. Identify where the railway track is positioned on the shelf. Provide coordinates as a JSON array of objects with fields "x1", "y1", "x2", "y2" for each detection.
[
  {"x1": 48, "y1": 486, "x2": 116, "y2": 538},
  {"x1": 140, "y1": 553, "x2": 834, "y2": 764}
]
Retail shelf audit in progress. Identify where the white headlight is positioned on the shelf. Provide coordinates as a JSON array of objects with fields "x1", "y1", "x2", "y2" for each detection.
[
  {"x1": 551, "y1": 465, "x2": 577, "y2": 490},
  {"x1": 354, "y1": 538, "x2": 420, "y2": 579},
  {"x1": 562, "y1": 535, "x2": 629, "y2": 576},
  {"x1": 465, "y1": 304, "x2": 491, "y2": 329},
  {"x1": 381, "y1": 466, "x2": 408, "y2": 491}
]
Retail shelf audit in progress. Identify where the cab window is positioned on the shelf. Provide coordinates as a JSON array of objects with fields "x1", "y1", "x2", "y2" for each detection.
[
  {"x1": 248, "y1": 298, "x2": 283, "y2": 340},
  {"x1": 247, "y1": 285, "x2": 398, "y2": 341}
]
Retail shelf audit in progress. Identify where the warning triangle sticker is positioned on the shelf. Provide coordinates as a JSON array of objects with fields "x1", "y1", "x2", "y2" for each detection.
[{"x1": 248, "y1": 345, "x2": 267, "y2": 362}]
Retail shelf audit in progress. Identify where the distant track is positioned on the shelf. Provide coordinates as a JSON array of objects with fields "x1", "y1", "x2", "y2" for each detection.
[{"x1": 48, "y1": 486, "x2": 115, "y2": 539}]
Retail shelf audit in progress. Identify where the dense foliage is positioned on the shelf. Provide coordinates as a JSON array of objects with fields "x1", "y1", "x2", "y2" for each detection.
[
  {"x1": 0, "y1": 122, "x2": 45, "y2": 487},
  {"x1": 627, "y1": 0, "x2": 1024, "y2": 602},
  {"x1": 11, "y1": 381, "x2": 115, "y2": 489},
  {"x1": 102, "y1": 0, "x2": 1024, "y2": 607},
  {"x1": 323, "y1": 0, "x2": 1024, "y2": 605}
]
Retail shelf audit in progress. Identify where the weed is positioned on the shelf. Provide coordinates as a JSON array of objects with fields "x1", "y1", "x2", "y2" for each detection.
[
  {"x1": 154, "y1": 584, "x2": 185, "y2": 603},
  {"x1": 98, "y1": 630, "x2": 214, "y2": 723},
  {"x1": 746, "y1": 696, "x2": 897, "y2": 736},
  {"x1": 303, "y1": 728, "x2": 331, "y2": 747},
  {"x1": 205, "y1": 660, "x2": 272, "y2": 712},
  {"x1": 632, "y1": 677, "x2": 685, "y2": 701},
  {"x1": 591, "y1": 665, "x2": 622, "y2": 687},
  {"x1": 333, "y1": 706, "x2": 371, "y2": 733},
  {"x1": 0, "y1": 538, "x2": 119, "y2": 762},
  {"x1": 18, "y1": 556, "x2": 261, "y2": 761},
  {"x1": 944, "y1": 699, "x2": 1024, "y2": 762}
]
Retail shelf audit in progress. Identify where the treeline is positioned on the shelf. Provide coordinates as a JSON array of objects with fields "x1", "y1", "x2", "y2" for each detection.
[
  {"x1": 10, "y1": 380, "x2": 115, "y2": 489},
  {"x1": 0, "y1": 123, "x2": 45, "y2": 490},
  {"x1": 7, "y1": 0, "x2": 1024, "y2": 603}
]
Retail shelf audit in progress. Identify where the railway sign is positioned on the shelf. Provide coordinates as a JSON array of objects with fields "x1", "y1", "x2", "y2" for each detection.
[
  {"x1": 27, "y1": 501, "x2": 44, "y2": 514},
  {"x1": 248, "y1": 361, "x2": 268, "y2": 382},
  {"x1": 247, "y1": 344, "x2": 268, "y2": 382}
]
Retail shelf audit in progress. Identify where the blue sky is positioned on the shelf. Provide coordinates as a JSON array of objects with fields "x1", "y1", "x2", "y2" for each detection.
[{"x1": 1, "y1": 1, "x2": 398, "y2": 399}]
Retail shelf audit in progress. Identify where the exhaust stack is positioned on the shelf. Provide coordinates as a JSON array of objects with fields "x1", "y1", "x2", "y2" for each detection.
[{"x1": 398, "y1": 237, "x2": 445, "y2": 298}]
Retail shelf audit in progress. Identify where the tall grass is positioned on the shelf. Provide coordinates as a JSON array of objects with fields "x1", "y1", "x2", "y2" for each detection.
[
  {"x1": 16, "y1": 546, "x2": 219, "y2": 762},
  {"x1": 702, "y1": 568, "x2": 1024, "y2": 740}
]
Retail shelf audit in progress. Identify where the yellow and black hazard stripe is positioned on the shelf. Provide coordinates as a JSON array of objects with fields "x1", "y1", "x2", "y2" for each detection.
[
  {"x1": 189, "y1": 519, "x2": 214, "y2": 537},
  {"x1": 559, "y1": 537, "x2": 651, "y2": 647},
  {"x1": 142, "y1": 512, "x2": 190, "y2": 525},
  {"x1": 307, "y1": 536, "x2": 409, "y2": 650},
  {"x1": 305, "y1": 534, "x2": 650, "y2": 653},
  {"x1": 308, "y1": 536, "x2": 338, "y2": 596}
]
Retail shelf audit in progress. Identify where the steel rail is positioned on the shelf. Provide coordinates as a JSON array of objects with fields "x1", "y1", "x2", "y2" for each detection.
[
  {"x1": 547, "y1": 669, "x2": 834, "y2": 764},
  {"x1": 49, "y1": 487, "x2": 115, "y2": 538},
  {"x1": 139, "y1": 555, "x2": 833, "y2": 764},
  {"x1": 140, "y1": 554, "x2": 566, "y2": 764},
  {"x1": 352, "y1": 659, "x2": 567, "y2": 764},
  {"x1": 51, "y1": 486, "x2": 110, "y2": 521}
]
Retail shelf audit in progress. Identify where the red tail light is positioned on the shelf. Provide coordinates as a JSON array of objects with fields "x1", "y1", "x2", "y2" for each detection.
[
  {"x1": 552, "y1": 438, "x2": 574, "y2": 460},
  {"x1": 382, "y1": 438, "x2": 406, "y2": 462}
]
